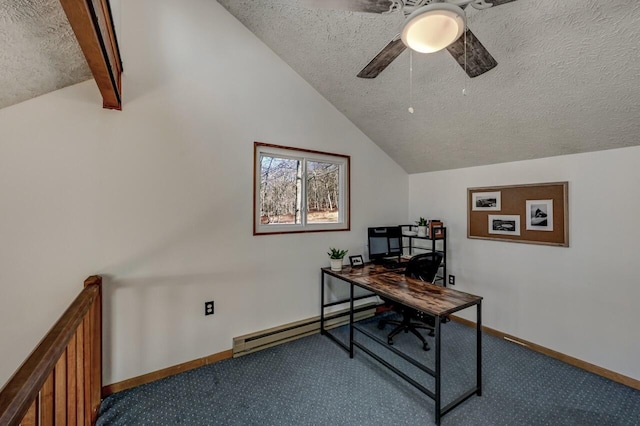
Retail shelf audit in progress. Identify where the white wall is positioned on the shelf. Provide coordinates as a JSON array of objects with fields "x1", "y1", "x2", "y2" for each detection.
[
  {"x1": 409, "y1": 146, "x2": 640, "y2": 381},
  {"x1": 0, "y1": 0, "x2": 408, "y2": 387}
]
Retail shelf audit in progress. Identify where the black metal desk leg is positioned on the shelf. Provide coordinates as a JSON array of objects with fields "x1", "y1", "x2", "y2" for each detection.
[
  {"x1": 349, "y1": 283, "x2": 354, "y2": 358},
  {"x1": 320, "y1": 271, "x2": 325, "y2": 335},
  {"x1": 435, "y1": 314, "x2": 442, "y2": 425},
  {"x1": 477, "y1": 301, "x2": 483, "y2": 396}
]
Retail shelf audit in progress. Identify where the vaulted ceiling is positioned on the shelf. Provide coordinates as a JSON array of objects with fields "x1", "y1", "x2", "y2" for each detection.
[
  {"x1": 2, "y1": 1, "x2": 639, "y2": 173},
  {"x1": 0, "y1": 0, "x2": 91, "y2": 109},
  {"x1": 218, "y1": 0, "x2": 640, "y2": 173}
]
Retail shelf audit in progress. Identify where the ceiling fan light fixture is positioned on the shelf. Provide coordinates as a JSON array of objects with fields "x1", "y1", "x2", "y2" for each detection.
[{"x1": 401, "y1": 4, "x2": 466, "y2": 53}]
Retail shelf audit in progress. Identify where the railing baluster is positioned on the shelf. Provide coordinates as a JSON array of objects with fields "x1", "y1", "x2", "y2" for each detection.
[
  {"x1": 66, "y1": 335, "x2": 77, "y2": 425},
  {"x1": 54, "y1": 354, "x2": 66, "y2": 425},
  {"x1": 75, "y1": 324, "x2": 84, "y2": 426},
  {"x1": 41, "y1": 373, "x2": 54, "y2": 426},
  {"x1": 83, "y1": 314, "x2": 92, "y2": 424},
  {"x1": 20, "y1": 399, "x2": 37, "y2": 426},
  {"x1": 91, "y1": 294, "x2": 101, "y2": 422}
]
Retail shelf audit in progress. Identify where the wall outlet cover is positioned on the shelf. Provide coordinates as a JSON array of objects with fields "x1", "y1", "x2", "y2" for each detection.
[{"x1": 205, "y1": 301, "x2": 214, "y2": 315}]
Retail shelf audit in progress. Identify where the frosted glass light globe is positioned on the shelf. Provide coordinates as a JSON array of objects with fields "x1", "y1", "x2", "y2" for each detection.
[{"x1": 401, "y1": 4, "x2": 466, "y2": 53}]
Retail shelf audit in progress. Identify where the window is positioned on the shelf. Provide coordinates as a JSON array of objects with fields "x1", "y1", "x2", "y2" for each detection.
[{"x1": 254, "y1": 142, "x2": 350, "y2": 235}]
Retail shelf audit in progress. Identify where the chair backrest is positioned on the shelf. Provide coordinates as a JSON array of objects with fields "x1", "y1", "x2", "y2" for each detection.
[{"x1": 405, "y1": 252, "x2": 443, "y2": 283}]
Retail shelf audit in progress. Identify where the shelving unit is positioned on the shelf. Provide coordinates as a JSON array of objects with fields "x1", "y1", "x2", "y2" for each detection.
[{"x1": 400, "y1": 224, "x2": 447, "y2": 286}]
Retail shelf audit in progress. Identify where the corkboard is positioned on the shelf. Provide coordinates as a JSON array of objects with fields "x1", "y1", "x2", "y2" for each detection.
[{"x1": 468, "y1": 182, "x2": 569, "y2": 247}]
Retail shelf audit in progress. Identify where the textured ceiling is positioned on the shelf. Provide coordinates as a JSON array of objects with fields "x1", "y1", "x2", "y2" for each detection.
[
  {"x1": 0, "y1": 0, "x2": 91, "y2": 109},
  {"x1": 218, "y1": 0, "x2": 640, "y2": 173}
]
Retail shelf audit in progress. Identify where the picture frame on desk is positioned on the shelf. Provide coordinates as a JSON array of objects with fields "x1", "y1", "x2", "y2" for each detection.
[
  {"x1": 429, "y1": 221, "x2": 444, "y2": 238},
  {"x1": 349, "y1": 255, "x2": 364, "y2": 268}
]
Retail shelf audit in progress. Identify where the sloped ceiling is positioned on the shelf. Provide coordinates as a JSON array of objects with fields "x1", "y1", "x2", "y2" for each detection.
[
  {"x1": 0, "y1": 0, "x2": 91, "y2": 110},
  {"x1": 1, "y1": 1, "x2": 638, "y2": 173},
  {"x1": 218, "y1": 0, "x2": 640, "y2": 173}
]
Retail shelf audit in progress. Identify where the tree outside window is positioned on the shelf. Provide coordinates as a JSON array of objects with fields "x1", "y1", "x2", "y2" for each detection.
[{"x1": 254, "y1": 143, "x2": 350, "y2": 235}]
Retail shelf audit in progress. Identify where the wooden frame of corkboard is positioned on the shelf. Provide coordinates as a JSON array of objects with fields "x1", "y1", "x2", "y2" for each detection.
[{"x1": 468, "y1": 182, "x2": 569, "y2": 247}]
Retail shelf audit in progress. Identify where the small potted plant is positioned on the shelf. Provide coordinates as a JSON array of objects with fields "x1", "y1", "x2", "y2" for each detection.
[
  {"x1": 416, "y1": 217, "x2": 428, "y2": 237},
  {"x1": 328, "y1": 248, "x2": 348, "y2": 271}
]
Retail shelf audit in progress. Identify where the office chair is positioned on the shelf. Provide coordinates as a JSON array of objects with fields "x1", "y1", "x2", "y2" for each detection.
[{"x1": 378, "y1": 252, "x2": 443, "y2": 351}]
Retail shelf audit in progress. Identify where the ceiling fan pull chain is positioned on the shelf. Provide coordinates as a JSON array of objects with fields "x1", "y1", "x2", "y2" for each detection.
[
  {"x1": 463, "y1": 24, "x2": 467, "y2": 96},
  {"x1": 408, "y1": 49, "x2": 414, "y2": 113}
]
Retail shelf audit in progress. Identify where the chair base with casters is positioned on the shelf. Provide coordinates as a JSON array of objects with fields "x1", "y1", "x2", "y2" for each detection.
[
  {"x1": 377, "y1": 252, "x2": 443, "y2": 351},
  {"x1": 378, "y1": 311, "x2": 435, "y2": 351}
]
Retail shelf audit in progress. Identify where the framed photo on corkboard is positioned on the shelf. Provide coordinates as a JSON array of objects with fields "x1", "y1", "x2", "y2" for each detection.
[{"x1": 468, "y1": 182, "x2": 569, "y2": 247}]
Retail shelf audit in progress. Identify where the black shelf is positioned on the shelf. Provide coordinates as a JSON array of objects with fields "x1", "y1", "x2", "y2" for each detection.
[{"x1": 402, "y1": 235, "x2": 445, "y2": 241}]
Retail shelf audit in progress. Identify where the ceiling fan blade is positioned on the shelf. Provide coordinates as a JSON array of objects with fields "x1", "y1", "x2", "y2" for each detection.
[
  {"x1": 488, "y1": 0, "x2": 519, "y2": 6},
  {"x1": 301, "y1": 0, "x2": 394, "y2": 14},
  {"x1": 357, "y1": 38, "x2": 406, "y2": 78},
  {"x1": 446, "y1": 28, "x2": 497, "y2": 78}
]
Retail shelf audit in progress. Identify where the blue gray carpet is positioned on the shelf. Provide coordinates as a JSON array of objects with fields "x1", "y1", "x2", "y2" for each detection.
[{"x1": 97, "y1": 316, "x2": 640, "y2": 425}]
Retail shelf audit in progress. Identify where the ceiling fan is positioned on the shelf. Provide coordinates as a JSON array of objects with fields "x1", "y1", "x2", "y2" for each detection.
[{"x1": 304, "y1": 0, "x2": 519, "y2": 78}]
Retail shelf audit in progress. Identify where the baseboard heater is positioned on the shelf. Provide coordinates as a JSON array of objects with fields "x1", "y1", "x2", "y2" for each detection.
[{"x1": 233, "y1": 302, "x2": 378, "y2": 357}]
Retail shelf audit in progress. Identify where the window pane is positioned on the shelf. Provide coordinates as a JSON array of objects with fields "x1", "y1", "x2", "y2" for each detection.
[
  {"x1": 259, "y1": 155, "x2": 302, "y2": 225},
  {"x1": 254, "y1": 142, "x2": 349, "y2": 235},
  {"x1": 306, "y1": 161, "x2": 339, "y2": 224}
]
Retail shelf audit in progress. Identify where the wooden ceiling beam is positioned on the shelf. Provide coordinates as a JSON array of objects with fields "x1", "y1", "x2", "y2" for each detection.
[{"x1": 59, "y1": 0, "x2": 123, "y2": 110}]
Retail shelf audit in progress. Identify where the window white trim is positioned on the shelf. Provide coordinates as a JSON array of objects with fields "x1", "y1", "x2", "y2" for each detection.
[{"x1": 254, "y1": 142, "x2": 350, "y2": 235}]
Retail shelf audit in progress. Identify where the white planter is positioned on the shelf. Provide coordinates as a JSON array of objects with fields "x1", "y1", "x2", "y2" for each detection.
[
  {"x1": 417, "y1": 226, "x2": 428, "y2": 237},
  {"x1": 330, "y1": 258, "x2": 343, "y2": 271}
]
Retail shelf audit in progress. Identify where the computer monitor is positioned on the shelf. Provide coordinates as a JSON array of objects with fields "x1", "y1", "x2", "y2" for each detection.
[{"x1": 368, "y1": 226, "x2": 402, "y2": 262}]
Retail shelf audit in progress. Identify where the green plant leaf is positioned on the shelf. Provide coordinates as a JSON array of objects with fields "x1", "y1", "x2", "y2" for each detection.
[{"x1": 328, "y1": 247, "x2": 348, "y2": 259}]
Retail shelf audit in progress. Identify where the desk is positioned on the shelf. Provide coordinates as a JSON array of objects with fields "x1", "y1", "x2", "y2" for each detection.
[{"x1": 320, "y1": 264, "x2": 483, "y2": 425}]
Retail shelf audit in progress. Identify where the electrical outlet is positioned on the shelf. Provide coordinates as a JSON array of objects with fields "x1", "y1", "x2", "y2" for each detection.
[
  {"x1": 205, "y1": 301, "x2": 214, "y2": 316},
  {"x1": 448, "y1": 275, "x2": 455, "y2": 285}
]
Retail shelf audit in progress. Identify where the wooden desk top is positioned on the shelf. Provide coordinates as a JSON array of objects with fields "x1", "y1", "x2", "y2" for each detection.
[{"x1": 323, "y1": 264, "x2": 482, "y2": 316}]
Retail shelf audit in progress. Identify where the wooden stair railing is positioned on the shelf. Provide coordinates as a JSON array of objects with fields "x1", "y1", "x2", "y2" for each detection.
[{"x1": 0, "y1": 276, "x2": 102, "y2": 426}]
